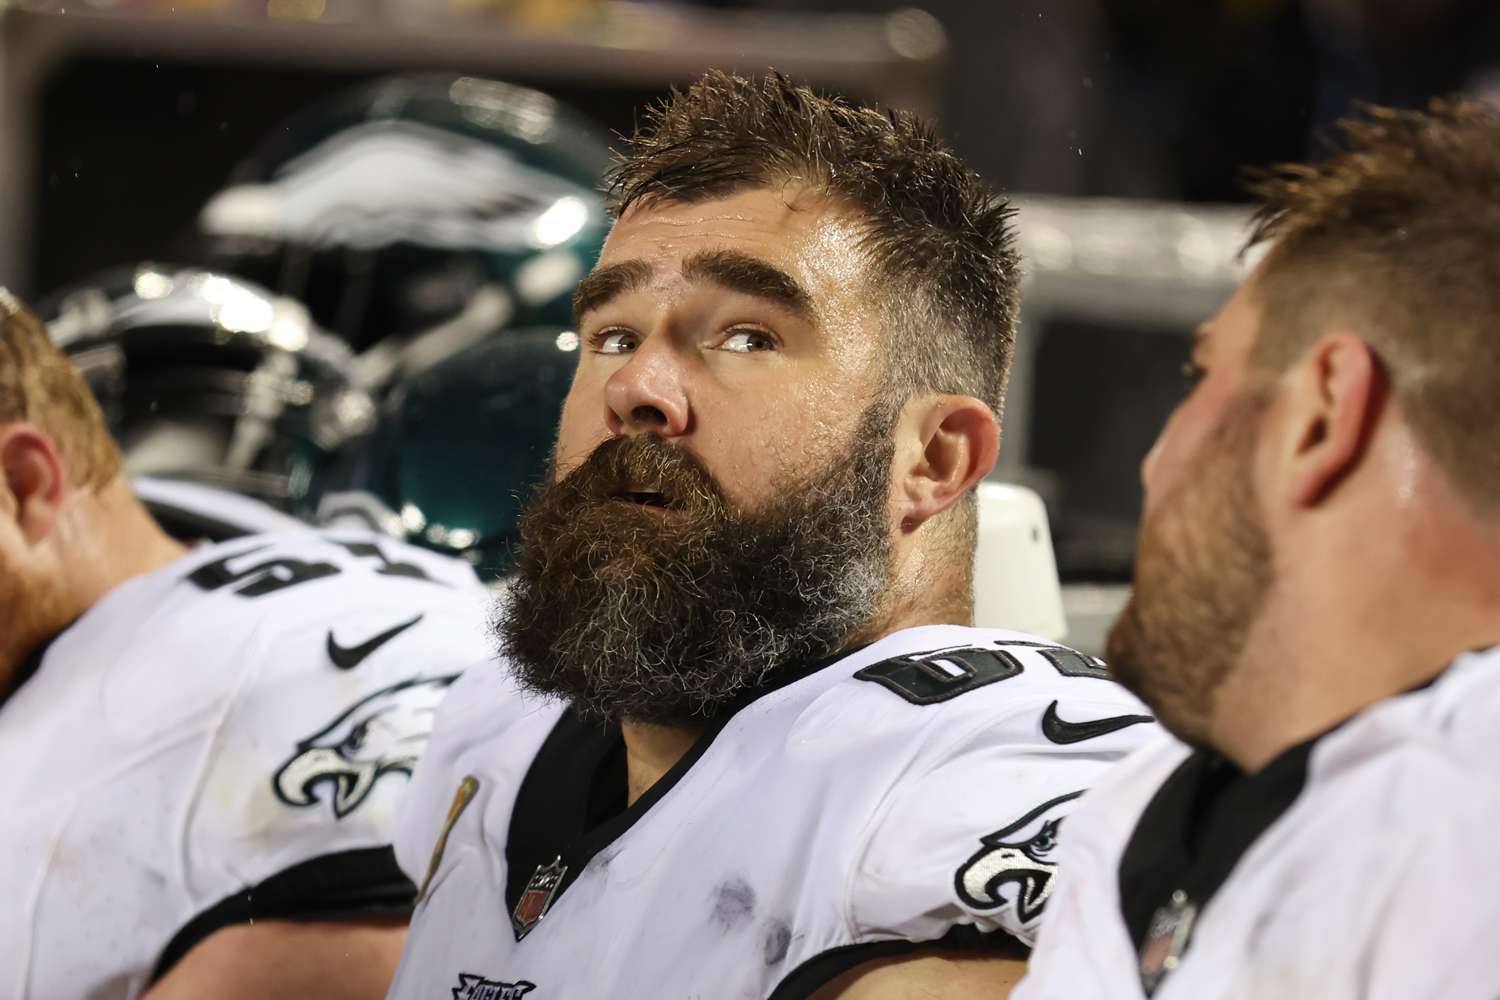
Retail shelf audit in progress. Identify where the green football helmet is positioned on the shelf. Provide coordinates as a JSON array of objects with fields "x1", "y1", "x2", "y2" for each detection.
[
  {"x1": 317, "y1": 326, "x2": 578, "y2": 581},
  {"x1": 197, "y1": 74, "x2": 611, "y2": 387},
  {"x1": 40, "y1": 263, "x2": 375, "y2": 513}
]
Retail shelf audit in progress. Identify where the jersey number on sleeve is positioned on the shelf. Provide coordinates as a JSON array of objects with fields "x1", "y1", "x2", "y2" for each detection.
[
  {"x1": 854, "y1": 643, "x2": 1112, "y2": 705},
  {"x1": 187, "y1": 538, "x2": 437, "y2": 598},
  {"x1": 854, "y1": 647, "x2": 1025, "y2": 705},
  {"x1": 187, "y1": 544, "x2": 339, "y2": 597}
]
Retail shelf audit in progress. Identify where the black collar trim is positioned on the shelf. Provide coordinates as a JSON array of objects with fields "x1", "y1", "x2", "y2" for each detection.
[
  {"x1": 504, "y1": 645, "x2": 863, "y2": 932},
  {"x1": 1118, "y1": 736, "x2": 1315, "y2": 978},
  {"x1": 1119, "y1": 649, "x2": 1469, "y2": 955}
]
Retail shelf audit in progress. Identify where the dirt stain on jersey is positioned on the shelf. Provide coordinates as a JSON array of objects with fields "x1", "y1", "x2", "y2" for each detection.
[
  {"x1": 762, "y1": 919, "x2": 793, "y2": 965},
  {"x1": 711, "y1": 876, "x2": 757, "y2": 930}
]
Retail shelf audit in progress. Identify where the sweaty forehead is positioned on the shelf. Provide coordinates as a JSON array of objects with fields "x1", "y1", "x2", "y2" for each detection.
[{"x1": 596, "y1": 188, "x2": 874, "y2": 303}]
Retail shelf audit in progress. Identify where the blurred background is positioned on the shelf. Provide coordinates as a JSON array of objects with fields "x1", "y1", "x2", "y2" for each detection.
[{"x1": 3, "y1": 0, "x2": 1495, "y2": 651}]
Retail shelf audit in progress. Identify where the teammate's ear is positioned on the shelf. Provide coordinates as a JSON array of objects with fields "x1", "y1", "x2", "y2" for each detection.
[
  {"x1": 0, "y1": 424, "x2": 69, "y2": 544},
  {"x1": 893, "y1": 395, "x2": 999, "y2": 533},
  {"x1": 1273, "y1": 332, "x2": 1381, "y2": 510}
]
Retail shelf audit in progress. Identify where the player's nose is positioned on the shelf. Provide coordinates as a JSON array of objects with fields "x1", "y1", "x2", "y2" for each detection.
[{"x1": 604, "y1": 339, "x2": 691, "y2": 439}]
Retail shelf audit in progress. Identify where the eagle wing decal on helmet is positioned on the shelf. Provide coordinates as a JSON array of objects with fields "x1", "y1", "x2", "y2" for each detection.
[{"x1": 273, "y1": 674, "x2": 459, "y2": 819}]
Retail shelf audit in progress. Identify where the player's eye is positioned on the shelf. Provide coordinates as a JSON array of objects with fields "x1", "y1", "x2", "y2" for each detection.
[
  {"x1": 589, "y1": 328, "x2": 640, "y2": 355},
  {"x1": 718, "y1": 328, "x2": 778, "y2": 354},
  {"x1": 1180, "y1": 360, "x2": 1206, "y2": 386}
]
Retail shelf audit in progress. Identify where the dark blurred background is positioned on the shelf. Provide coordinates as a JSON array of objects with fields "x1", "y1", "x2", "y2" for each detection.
[
  {"x1": 20, "y1": 0, "x2": 1500, "y2": 293},
  {"x1": 3, "y1": 0, "x2": 1494, "y2": 644}
]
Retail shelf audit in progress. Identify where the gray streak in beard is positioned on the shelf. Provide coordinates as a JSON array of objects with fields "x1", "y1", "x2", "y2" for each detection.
[{"x1": 494, "y1": 401, "x2": 898, "y2": 724}]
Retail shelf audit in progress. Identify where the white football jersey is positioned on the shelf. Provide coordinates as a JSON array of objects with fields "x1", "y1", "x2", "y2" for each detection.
[
  {"x1": 0, "y1": 531, "x2": 494, "y2": 1000},
  {"x1": 389, "y1": 625, "x2": 1158, "y2": 1000},
  {"x1": 1015, "y1": 647, "x2": 1500, "y2": 1000}
]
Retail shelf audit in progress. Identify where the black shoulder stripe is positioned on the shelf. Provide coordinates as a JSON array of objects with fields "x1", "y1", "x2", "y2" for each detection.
[
  {"x1": 767, "y1": 923, "x2": 1025, "y2": 1000},
  {"x1": 149, "y1": 846, "x2": 416, "y2": 985},
  {"x1": 143, "y1": 498, "x2": 259, "y2": 544},
  {"x1": 1035, "y1": 646, "x2": 1112, "y2": 681}
]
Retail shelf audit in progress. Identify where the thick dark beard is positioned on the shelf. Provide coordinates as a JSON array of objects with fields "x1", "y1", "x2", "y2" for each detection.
[
  {"x1": 494, "y1": 402, "x2": 897, "y2": 725},
  {"x1": 1106, "y1": 391, "x2": 1275, "y2": 748}
]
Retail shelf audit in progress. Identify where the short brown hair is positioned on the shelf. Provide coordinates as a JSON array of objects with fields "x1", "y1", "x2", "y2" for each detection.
[
  {"x1": 0, "y1": 289, "x2": 120, "y2": 490},
  {"x1": 607, "y1": 71, "x2": 1021, "y2": 417},
  {"x1": 1246, "y1": 98, "x2": 1500, "y2": 511}
]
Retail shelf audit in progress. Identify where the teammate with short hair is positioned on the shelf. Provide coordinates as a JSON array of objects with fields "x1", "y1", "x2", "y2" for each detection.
[
  {"x1": 0, "y1": 291, "x2": 493, "y2": 999},
  {"x1": 388, "y1": 72, "x2": 1156, "y2": 1000},
  {"x1": 1014, "y1": 100, "x2": 1500, "y2": 1000}
]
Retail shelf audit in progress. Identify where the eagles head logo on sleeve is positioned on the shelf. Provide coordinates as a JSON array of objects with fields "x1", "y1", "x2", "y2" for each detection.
[
  {"x1": 954, "y1": 790, "x2": 1084, "y2": 924},
  {"x1": 273, "y1": 675, "x2": 459, "y2": 819}
]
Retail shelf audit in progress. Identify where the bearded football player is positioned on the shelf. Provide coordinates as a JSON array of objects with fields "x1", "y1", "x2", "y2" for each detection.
[
  {"x1": 1015, "y1": 100, "x2": 1500, "y2": 1000},
  {"x1": 0, "y1": 291, "x2": 494, "y2": 999},
  {"x1": 388, "y1": 72, "x2": 1157, "y2": 1000}
]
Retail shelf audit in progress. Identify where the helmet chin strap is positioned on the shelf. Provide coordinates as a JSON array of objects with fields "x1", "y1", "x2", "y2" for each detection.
[{"x1": 351, "y1": 283, "x2": 514, "y2": 393}]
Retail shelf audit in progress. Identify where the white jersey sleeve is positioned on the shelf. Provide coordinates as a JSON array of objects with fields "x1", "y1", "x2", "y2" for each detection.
[
  {"x1": 1351, "y1": 810, "x2": 1500, "y2": 1000},
  {"x1": 0, "y1": 529, "x2": 496, "y2": 998},
  {"x1": 186, "y1": 577, "x2": 490, "y2": 899},
  {"x1": 170, "y1": 535, "x2": 493, "y2": 932},
  {"x1": 850, "y1": 679, "x2": 1154, "y2": 948}
]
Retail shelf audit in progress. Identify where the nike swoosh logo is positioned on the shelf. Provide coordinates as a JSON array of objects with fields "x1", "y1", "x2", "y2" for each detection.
[
  {"x1": 1041, "y1": 700, "x2": 1154, "y2": 745},
  {"x1": 327, "y1": 613, "x2": 425, "y2": 670}
]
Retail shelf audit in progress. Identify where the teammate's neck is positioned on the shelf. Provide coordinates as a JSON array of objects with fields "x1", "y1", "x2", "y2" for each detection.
[
  {"x1": 620, "y1": 722, "x2": 702, "y2": 805},
  {"x1": 1, "y1": 482, "x2": 184, "y2": 701},
  {"x1": 1209, "y1": 536, "x2": 1500, "y2": 773},
  {"x1": 78, "y1": 481, "x2": 190, "y2": 606}
]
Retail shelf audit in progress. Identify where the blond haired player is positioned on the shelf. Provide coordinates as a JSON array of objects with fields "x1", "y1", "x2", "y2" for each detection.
[{"x1": 0, "y1": 292, "x2": 492, "y2": 999}]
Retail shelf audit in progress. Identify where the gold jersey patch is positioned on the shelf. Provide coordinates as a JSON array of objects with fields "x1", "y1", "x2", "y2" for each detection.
[{"x1": 415, "y1": 774, "x2": 480, "y2": 905}]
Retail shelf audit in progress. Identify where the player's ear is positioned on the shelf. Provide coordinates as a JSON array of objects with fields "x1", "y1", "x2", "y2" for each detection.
[
  {"x1": 892, "y1": 394, "x2": 999, "y2": 533},
  {"x1": 0, "y1": 423, "x2": 69, "y2": 544},
  {"x1": 1267, "y1": 331, "x2": 1382, "y2": 510}
]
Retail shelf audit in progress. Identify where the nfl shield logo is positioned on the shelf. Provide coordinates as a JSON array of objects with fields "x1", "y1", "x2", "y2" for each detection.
[
  {"x1": 511, "y1": 856, "x2": 568, "y2": 941},
  {"x1": 1138, "y1": 889, "x2": 1198, "y2": 996}
]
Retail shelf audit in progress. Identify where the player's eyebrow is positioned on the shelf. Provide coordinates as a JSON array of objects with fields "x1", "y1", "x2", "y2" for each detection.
[
  {"x1": 680, "y1": 249, "x2": 814, "y2": 321},
  {"x1": 573, "y1": 259, "x2": 653, "y2": 327},
  {"x1": 572, "y1": 250, "x2": 815, "y2": 327}
]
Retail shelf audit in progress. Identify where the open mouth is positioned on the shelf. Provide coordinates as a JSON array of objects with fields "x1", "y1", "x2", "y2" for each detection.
[{"x1": 612, "y1": 489, "x2": 675, "y2": 511}]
